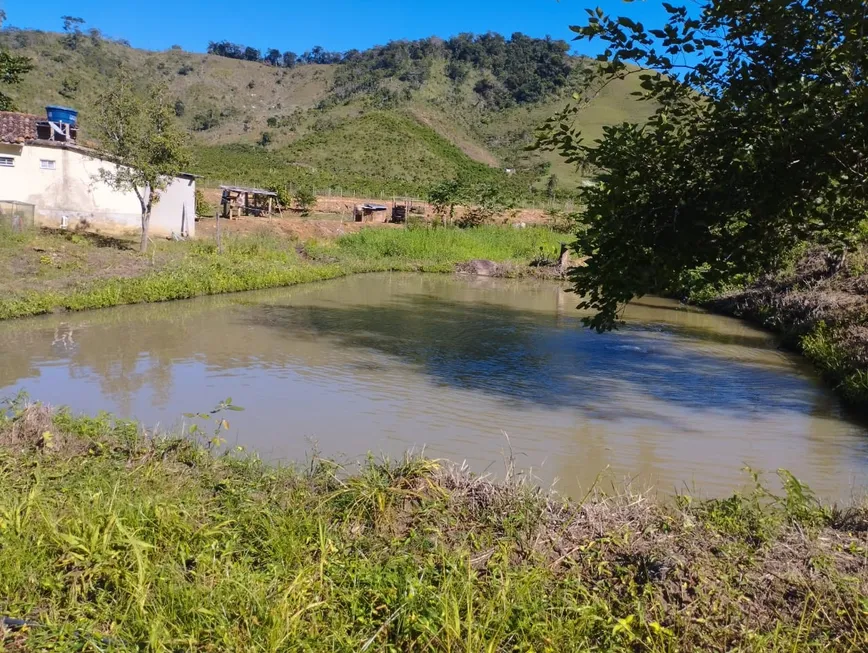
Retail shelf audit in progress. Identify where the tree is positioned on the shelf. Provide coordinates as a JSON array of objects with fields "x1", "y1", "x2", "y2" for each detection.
[
  {"x1": 91, "y1": 79, "x2": 190, "y2": 253},
  {"x1": 207, "y1": 41, "x2": 244, "y2": 59},
  {"x1": 546, "y1": 174, "x2": 558, "y2": 200},
  {"x1": 0, "y1": 9, "x2": 6, "y2": 29},
  {"x1": 294, "y1": 189, "x2": 316, "y2": 216},
  {"x1": 61, "y1": 15, "x2": 85, "y2": 32},
  {"x1": 173, "y1": 99, "x2": 186, "y2": 117},
  {"x1": 243, "y1": 46, "x2": 261, "y2": 62},
  {"x1": 60, "y1": 16, "x2": 85, "y2": 50},
  {"x1": 281, "y1": 51, "x2": 298, "y2": 68},
  {"x1": 0, "y1": 49, "x2": 32, "y2": 111},
  {"x1": 538, "y1": 0, "x2": 868, "y2": 331},
  {"x1": 459, "y1": 181, "x2": 510, "y2": 227},
  {"x1": 428, "y1": 178, "x2": 464, "y2": 225},
  {"x1": 264, "y1": 48, "x2": 281, "y2": 66}
]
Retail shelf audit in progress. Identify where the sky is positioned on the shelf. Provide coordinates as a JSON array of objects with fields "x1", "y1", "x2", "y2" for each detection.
[{"x1": 0, "y1": 0, "x2": 672, "y2": 56}]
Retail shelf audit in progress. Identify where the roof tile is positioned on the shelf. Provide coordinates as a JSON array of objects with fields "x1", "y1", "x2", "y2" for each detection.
[{"x1": 0, "y1": 111, "x2": 39, "y2": 144}]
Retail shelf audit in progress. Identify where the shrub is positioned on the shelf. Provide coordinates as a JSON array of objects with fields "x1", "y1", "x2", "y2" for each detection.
[
  {"x1": 194, "y1": 189, "x2": 213, "y2": 217},
  {"x1": 269, "y1": 185, "x2": 291, "y2": 208},
  {"x1": 294, "y1": 188, "x2": 316, "y2": 216}
]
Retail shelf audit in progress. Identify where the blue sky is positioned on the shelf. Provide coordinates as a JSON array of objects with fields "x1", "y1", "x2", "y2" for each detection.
[{"x1": 1, "y1": 0, "x2": 671, "y2": 56}]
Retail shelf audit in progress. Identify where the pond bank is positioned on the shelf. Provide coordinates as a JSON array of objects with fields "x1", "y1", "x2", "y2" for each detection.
[
  {"x1": 700, "y1": 246, "x2": 868, "y2": 410},
  {"x1": 0, "y1": 226, "x2": 567, "y2": 321},
  {"x1": 1, "y1": 401, "x2": 866, "y2": 651}
]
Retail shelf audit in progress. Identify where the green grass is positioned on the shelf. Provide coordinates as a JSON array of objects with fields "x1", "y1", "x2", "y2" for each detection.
[
  {"x1": 0, "y1": 226, "x2": 567, "y2": 321},
  {"x1": 192, "y1": 111, "x2": 528, "y2": 198},
  {"x1": 801, "y1": 322, "x2": 868, "y2": 404},
  {"x1": 325, "y1": 225, "x2": 566, "y2": 271},
  {"x1": 1, "y1": 400, "x2": 866, "y2": 651}
]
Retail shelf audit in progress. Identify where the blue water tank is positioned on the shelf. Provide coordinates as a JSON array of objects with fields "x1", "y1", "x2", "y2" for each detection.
[{"x1": 46, "y1": 105, "x2": 78, "y2": 126}]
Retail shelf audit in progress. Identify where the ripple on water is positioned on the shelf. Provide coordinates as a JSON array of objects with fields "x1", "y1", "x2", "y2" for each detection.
[{"x1": 0, "y1": 273, "x2": 865, "y2": 499}]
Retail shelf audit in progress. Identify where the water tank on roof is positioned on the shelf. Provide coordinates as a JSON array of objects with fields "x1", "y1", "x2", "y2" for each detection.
[{"x1": 46, "y1": 105, "x2": 78, "y2": 126}]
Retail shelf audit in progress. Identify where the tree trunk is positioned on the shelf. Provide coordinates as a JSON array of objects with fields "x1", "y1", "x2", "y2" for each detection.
[{"x1": 140, "y1": 194, "x2": 153, "y2": 253}]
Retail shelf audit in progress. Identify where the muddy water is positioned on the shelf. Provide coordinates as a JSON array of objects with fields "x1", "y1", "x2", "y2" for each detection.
[{"x1": 0, "y1": 273, "x2": 866, "y2": 499}]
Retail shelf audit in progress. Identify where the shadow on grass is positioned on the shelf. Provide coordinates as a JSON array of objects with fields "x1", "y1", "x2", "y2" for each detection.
[{"x1": 41, "y1": 228, "x2": 135, "y2": 251}]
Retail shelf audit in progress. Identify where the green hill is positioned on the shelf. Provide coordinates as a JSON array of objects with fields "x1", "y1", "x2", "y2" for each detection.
[{"x1": 0, "y1": 28, "x2": 651, "y2": 198}]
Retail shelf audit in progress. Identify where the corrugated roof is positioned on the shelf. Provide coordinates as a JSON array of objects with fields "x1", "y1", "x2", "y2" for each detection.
[
  {"x1": 0, "y1": 112, "x2": 39, "y2": 144},
  {"x1": 219, "y1": 185, "x2": 278, "y2": 197}
]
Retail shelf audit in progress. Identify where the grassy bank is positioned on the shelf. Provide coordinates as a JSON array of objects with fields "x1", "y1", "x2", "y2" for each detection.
[
  {"x1": 700, "y1": 247, "x2": 868, "y2": 408},
  {"x1": 1, "y1": 400, "x2": 866, "y2": 651},
  {"x1": 0, "y1": 226, "x2": 566, "y2": 321}
]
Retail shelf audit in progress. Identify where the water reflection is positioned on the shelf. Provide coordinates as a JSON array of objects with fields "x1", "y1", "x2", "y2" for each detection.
[
  {"x1": 0, "y1": 273, "x2": 865, "y2": 499},
  {"x1": 245, "y1": 293, "x2": 816, "y2": 418}
]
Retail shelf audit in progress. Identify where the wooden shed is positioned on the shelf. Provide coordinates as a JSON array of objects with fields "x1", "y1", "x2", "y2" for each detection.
[{"x1": 220, "y1": 185, "x2": 279, "y2": 218}]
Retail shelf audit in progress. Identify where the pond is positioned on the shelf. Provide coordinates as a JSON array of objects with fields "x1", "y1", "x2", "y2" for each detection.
[{"x1": 1, "y1": 273, "x2": 866, "y2": 499}]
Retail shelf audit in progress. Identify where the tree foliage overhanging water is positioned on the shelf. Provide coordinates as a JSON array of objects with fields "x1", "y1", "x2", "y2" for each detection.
[{"x1": 538, "y1": 0, "x2": 868, "y2": 331}]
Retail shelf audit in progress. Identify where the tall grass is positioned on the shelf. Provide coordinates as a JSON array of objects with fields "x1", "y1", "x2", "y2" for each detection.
[
  {"x1": 1, "y1": 401, "x2": 866, "y2": 651},
  {"x1": 331, "y1": 225, "x2": 566, "y2": 266},
  {"x1": 0, "y1": 227, "x2": 567, "y2": 321}
]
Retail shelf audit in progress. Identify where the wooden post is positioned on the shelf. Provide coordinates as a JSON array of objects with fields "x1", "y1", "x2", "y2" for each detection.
[
  {"x1": 215, "y1": 210, "x2": 223, "y2": 254},
  {"x1": 267, "y1": 196, "x2": 273, "y2": 217}
]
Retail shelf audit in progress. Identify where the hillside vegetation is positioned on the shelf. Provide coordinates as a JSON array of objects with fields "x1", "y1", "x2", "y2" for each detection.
[{"x1": 0, "y1": 26, "x2": 650, "y2": 197}]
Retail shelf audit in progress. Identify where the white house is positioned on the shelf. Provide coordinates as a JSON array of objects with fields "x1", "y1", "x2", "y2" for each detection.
[{"x1": 0, "y1": 109, "x2": 195, "y2": 238}]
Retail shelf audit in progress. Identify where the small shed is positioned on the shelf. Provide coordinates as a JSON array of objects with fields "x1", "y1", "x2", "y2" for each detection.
[
  {"x1": 353, "y1": 203, "x2": 389, "y2": 223},
  {"x1": 220, "y1": 185, "x2": 279, "y2": 218}
]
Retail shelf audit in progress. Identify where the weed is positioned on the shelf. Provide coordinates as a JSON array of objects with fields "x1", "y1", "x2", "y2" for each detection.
[{"x1": 0, "y1": 404, "x2": 865, "y2": 651}]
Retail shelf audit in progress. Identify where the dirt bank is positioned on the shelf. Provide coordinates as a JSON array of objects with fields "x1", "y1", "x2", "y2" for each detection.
[{"x1": 703, "y1": 246, "x2": 868, "y2": 407}]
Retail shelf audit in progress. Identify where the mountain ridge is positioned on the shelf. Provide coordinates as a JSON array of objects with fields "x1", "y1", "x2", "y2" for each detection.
[{"x1": 0, "y1": 28, "x2": 651, "y2": 197}]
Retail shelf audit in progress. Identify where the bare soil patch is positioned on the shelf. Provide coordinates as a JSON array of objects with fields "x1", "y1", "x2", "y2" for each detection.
[{"x1": 195, "y1": 215, "x2": 400, "y2": 241}]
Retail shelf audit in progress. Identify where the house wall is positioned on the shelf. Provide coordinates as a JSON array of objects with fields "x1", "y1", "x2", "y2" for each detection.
[
  {"x1": 151, "y1": 176, "x2": 196, "y2": 238},
  {"x1": 0, "y1": 142, "x2": 194, "y2": 238}
]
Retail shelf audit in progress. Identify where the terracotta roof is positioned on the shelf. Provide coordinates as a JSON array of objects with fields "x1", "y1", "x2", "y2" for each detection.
[{"x1": 0, "y1": 111, "x2": 39, "y2": 144}]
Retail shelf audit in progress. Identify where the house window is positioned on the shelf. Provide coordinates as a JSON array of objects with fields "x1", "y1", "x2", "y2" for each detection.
[
  {"x1": 0, "y1": 157, "x2": 13, "y2": 167},
  {"x1": 40, "y1": 159, "x2": 56, "y2": 170}
]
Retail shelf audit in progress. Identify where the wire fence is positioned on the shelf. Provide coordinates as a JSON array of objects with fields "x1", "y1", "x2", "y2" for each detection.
[
  {"x1": 0, "y1": 201, "x2": 35, "y2": 232},
  {"x1": 299, "y1": 187, "x2": 578, "y2": 212},
  {"x1": 210, "y1": 182, "x2": 580, "y2": 214}
]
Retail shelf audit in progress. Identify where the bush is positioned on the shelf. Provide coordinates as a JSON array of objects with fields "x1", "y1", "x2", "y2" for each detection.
[
  {"x1": 194, "y1": 189, "x2": 213, "y2": 217},
  {"x1": 269, "y1": 185, "x2": 291, "y2": 208},
  {"x1": 192, "y1": 109, "x2": 220, "y2": 131},
  {"x1": 456, "y1": 207, "x2": 492, "y2": 228},
  {"x1": 294, "y1": 188, "x2": 316, "y2": 216}
]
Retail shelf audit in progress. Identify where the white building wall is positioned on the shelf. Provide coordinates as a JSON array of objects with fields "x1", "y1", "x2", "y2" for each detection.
[
  {"x1": 152, "y1": 176, "x2": 196, "y2": 238},
  {"x1": 0, "y1": 142, "x2": 194, "y2": 238}
]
